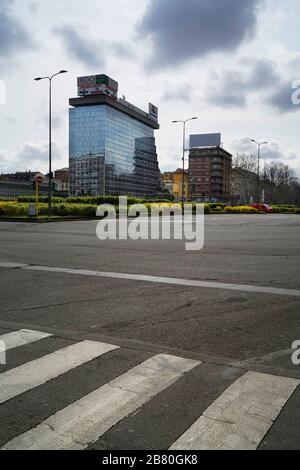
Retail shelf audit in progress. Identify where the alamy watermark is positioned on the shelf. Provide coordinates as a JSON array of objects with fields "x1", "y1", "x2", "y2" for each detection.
[
  {"x1": 0, "y1": 340, "x2": 6, "y2": 365},
  {"x1": 292, "y1": 341, "x2": 300, "y2": 366},
  {"x1": 96, "y1": 197, "x2": 205, "y2": 251},
  {"x1": 291, "y1": 80, "x2": 300, "y2": 106}
]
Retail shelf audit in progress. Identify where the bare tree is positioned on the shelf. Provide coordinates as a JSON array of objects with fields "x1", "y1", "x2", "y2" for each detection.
[
  {"x1": 232, "y1": 153, "x2": 257, "y2": 172},
  {"x1": 264, "y1": 161, "x2": 299, "y2": 204}
]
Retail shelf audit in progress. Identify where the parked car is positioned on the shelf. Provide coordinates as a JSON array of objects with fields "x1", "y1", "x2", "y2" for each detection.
[{"x1": 250, "y1": 203, "x2": 273, "y2": 213}]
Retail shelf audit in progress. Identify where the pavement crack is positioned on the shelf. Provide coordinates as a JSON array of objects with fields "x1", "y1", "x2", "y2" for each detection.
[{"x1": 204, "y1": 415, "x2": 235, "y2": 425}]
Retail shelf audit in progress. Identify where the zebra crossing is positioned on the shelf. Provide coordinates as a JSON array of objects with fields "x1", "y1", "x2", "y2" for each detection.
[{"x1": 0, "y1": 328, "x2": 299, "y2": 450}]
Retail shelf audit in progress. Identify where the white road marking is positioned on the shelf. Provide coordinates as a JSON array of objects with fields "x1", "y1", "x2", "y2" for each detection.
[
  {"x1": 170, "y1": 371, "x2": 300, "y2": 450},
  {"x1": 2, "y1": 354, "x2": 200, "y2": 450},
  {"x1": 0, "y1": 329, "x2": 52, "y2": 351},
  {"x1": 22, "y1": 264, "x2": 300, "y2": 298},
  {"x1": 1, "y1": 261, "x2": 299, "y2": 297},
  {"x1": 0, "y1": 262, "x2": 29, "y2": 269},
  {"x1": 0, "y1": 340, "x2": 118, "y2": 404}
]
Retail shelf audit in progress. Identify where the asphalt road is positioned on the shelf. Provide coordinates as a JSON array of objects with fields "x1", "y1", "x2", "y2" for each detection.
[{"x1": 0, "y1": 214, "x2": 299, "y2": 450}]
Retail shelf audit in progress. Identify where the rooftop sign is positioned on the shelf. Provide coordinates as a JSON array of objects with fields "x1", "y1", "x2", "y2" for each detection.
[
  {"x1": 190, "y1": 133, "x2": 221, "y2": 148},
  {"x1": 77, "y1": 75, "x2": 118, "y2": 99}
]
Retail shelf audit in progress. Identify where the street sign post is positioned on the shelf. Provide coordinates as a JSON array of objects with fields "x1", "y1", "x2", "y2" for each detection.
[{"x1": 35, "y1": 175, "x2": 44, "y2": 217}]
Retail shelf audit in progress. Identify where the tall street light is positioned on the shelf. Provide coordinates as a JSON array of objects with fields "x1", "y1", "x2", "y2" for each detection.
[
  {"x1": 34, "y1": 70, "x2": 68, "y2": 218},
  {"x1": 251, "y1": 139, "x2": 268, "y2": 204},
  {"x1": 172, "y1": 117, "x2": 198, "y2": 205}
]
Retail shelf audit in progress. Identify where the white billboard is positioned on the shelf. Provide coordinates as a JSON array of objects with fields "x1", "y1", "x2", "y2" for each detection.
[
  {"x1": 190, "y1": 133, "x2": 221, "y2": 148},
  {"x1": 77, "y1": 75, "x2": 118, "y2": 98}
]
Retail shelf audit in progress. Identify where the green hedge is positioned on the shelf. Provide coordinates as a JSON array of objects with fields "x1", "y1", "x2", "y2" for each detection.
[
  {"x1": 225, "y1": 206, "x2": 259, "y2": 214},
  {"x1": 271, "y1": 205, "x2": 298, "y2": 213},
  {"x1": 17, "y1": 196, "x2": 65, "y2": 204}
]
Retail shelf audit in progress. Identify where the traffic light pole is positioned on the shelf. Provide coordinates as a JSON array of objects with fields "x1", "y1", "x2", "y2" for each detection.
[
  {"x1": 36, "y1": 182, "x2": 39, "y2": 217},
  {"x1": 48, "y1": 77, "x2": 52, "y2": 219}
]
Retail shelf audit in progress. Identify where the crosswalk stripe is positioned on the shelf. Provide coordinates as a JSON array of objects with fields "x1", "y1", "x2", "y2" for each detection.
[
  {"x1": 170, "y1": 371, "x2": 300, "y2": 450},
  {"x1": 0, "y1": 340, "x2": 119, "y2": 405},
  {"x1": 2, "y1": 354, "x2": 200, "y2": 450},
  {"x1": 0, "y1": 329, "x2": 52, "y2": 351}
]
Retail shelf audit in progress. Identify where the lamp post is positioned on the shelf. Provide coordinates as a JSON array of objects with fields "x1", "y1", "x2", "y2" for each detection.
[
  {"x1": 172, "y1": 117, "x2": 198, "y2": 205},
  {"x1": 34, "y1": 70, "x2": 68, "y2": 218},
  {"x1": 251, "y1": 139, "x2": 268, "y2": 204}
]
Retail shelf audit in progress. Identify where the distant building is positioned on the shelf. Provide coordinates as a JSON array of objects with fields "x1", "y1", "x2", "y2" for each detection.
[
  {"x1": 161, "y1": 169, "x2": 189, "y2": 201},
  {"x1": 189, "y1": 147, "x2": 232, "y2": 202},
  {"x1": 0, "y1": 171, "x2": 40, "y2": 183},
  {"x1": 231, "y1": 168, "x2": 257, "y2": 205},
  {"x1": 54, "y1": 168, "x2": 69, "y2": 193},
  {"x1": 0, "y1": 172, "x2": 49, "y2": 198},
  {"x1": 69, "y1": 74, "x2": 161, "y2": 198}
]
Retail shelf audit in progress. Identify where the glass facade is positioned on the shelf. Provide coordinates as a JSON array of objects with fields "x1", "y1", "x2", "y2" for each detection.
[{"x1": 69, "y1": 104, "x2": 160, "y2": 197}]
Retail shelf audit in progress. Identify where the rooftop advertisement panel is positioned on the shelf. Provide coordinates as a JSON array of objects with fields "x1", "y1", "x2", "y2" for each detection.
[
  {"x1": 190, "y1": 133, "x2": 221, "y2": 148},
  {"x1": 77, "y1": 75, "x2": 118, "y2": 98}
]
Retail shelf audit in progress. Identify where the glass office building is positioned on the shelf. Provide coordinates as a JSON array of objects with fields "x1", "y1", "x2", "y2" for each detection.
[{"x1": 69, "y1": 94, "x2": 161, "y2": 198}]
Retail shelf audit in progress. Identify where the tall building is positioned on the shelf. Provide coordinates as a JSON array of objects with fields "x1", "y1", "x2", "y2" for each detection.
[
  {"x1": 189, "y1": 145, "x2": 232, "y2": 202},
  {"x1": 69, "y1": 75, "x2": 161, "y2": 198}
]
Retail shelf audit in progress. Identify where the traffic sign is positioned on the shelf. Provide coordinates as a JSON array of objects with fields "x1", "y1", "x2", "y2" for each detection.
[{"x1": 35, "y1": 175, "x2": 44, "y2": 184}]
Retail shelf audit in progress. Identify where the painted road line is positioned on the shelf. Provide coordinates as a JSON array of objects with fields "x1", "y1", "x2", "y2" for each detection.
[
  {"x1": 1, "y1": 261, "x2": 299, "y2": 297},
  {"x1": 0, "y1": 329, "x2": 52, "y2": 351},
  {"x1": 23, "y1": 264, "x2": 300, "y2": 298},
  {"x1": 0, "y1": 262, "x2": 29, "y2": 269},
  {"x1": 2, "y1": 354, "x2": 200, "y2": 450},
  {"x1": 170, "y1": 371, "x2": 300, "y2": 450},
  {"x1": 0, "y1": 340, "x2": 119, "y2": 404}
]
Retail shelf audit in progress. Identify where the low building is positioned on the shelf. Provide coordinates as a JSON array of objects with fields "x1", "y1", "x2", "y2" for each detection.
[
  {"x1": 161, "y1": 169, "x2": 189, "y2": 201},
  {"x1": 189, "y1": 147, "x2": 232, "y2": 202},
  {"x1": 54, "y1": 168, "x2": 69, "y2": 193},
  {"x1": 231, "y1": 168, "x2": 257, "y2": 205},
  {"x1": 0, "y1": 171, "x2": 49, "y2": 199}
]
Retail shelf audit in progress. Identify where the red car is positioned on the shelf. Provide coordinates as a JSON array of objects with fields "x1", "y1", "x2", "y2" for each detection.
[{"x1": 250, "y1": 203, "x2": 273, "y2": 213}]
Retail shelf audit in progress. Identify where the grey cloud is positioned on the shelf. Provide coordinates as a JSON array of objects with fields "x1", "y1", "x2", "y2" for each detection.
[
  {"x1": 267, "y1": 81, "x2": 300, "y2": 113},
  {"x1": 109, "y1": 42, "x2": 135, "y2": 60},
  {"x1": 246, "y1": 58, "x2": 281, "y2": 90},
  {"x1": 209, "y1": 92, "x2": 246, "y2": 108},
  {"x1": 207, "y1": 58, "x2": 282, "y2": 109},
  {"x1": 230, "y1": 138, "x2": 297, "y2": 162},
  {"x1": 0, "y1": 142, "x2": 63, "y2": 173},
  {"x1": 0, "y1": 0, "x2": 34, "y2": 60},
  {"x1": 53, "y1": 26, "x2": 104, "y2": 68},
  {"x1": 137, "y1": 0, "x2": 262, "y2": 68},
  {"x1": 53, "y1": 25, "x2": 135, "y2": 68},
  {"x1": 162, "y1": 84, "x2": 194, "y2": 102}
]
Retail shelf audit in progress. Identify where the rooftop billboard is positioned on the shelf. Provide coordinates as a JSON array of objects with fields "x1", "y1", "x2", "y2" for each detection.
[
  {"x1": 190, "y1": 133, "x2": 221, "y2": 148},
  {"x1": 148, "y1": 103, "x2": 159, "y2": 122},
  {"x1": 77, "y1": 75, "x2": 118, "y2": 98}
]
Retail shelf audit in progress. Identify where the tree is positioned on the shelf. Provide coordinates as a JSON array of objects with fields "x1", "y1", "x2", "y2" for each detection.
[{"x1": 232, "y1": 153, "x2": 257, "y2": 172}]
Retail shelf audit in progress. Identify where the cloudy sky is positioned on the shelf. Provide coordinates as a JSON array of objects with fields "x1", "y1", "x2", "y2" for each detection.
[{"x1": 1, "y1": 0, "x2": 300, "y2": 176}]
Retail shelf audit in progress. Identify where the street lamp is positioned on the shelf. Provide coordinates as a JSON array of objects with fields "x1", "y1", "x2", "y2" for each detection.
[
  {"x1": 251, "y1": 139, "x2": 268, "y2": 204},
  {"x1": 34, "y1": 70, "x2": 68, "y2": 218},
  {"x1": 172, "y1": 117, "x2": 198, "y2": 205}
]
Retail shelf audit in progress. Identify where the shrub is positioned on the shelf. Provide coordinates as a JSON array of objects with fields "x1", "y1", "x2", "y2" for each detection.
[
  {"x1": 65, "y1": 196, "x2": 148, "y2": 206},
  {"x1": 17, "y1": 196, "x2": 64, "y2": 204},
  {"x1": 0, "y1": 202, "x2": 27, "y2": 216},
  {"x1": 225, "y1": 206, "x2": 259, "y2": 214},
  {"x1": 271, "y1": 205, "x2": 296, "y2": 213},
  {"x1": 211, "y1": 206, "x2": 224, "y2": 213},
  {"x1": 294, "y1": 207, "x2": 300, "y2": 214}
]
